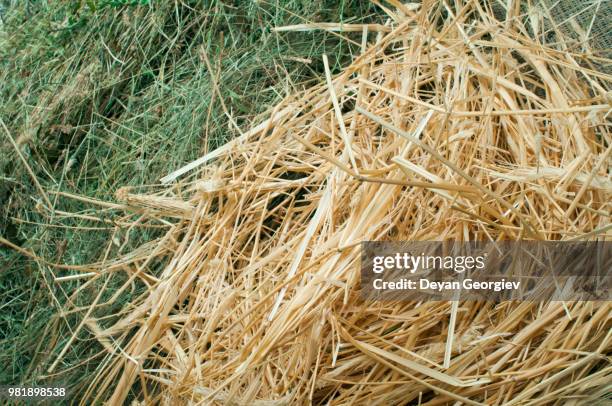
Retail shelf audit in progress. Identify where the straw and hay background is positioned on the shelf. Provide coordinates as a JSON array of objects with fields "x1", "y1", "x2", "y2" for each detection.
[{"x1": 1, "y1": 0, "x2": 611, "y2": 404}]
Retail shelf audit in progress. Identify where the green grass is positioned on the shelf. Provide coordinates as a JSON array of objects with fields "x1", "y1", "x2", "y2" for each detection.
[{"x1": 0, "y1": 0, "x2": 384, "y2": 401}]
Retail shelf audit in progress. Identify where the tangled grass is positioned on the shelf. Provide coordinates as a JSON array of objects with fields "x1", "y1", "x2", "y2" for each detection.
[{"x1": 0, "y1": 0, "x2": 383, "y2": 398}]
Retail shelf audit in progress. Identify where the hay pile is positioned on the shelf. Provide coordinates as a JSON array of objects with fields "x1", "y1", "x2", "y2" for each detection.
[{"x1": 60, "y1": 1, "x2": 611, "y2": 404}]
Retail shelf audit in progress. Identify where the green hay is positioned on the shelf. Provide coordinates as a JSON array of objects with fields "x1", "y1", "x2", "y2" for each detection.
[{"x1": 0, "y1": 0, "x2": 384, "y2": 400}]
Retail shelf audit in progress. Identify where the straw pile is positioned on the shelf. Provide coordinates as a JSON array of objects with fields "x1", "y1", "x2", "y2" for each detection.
[{"x1": 58, "y1": 1, "x2": 611, "y2": 404}]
